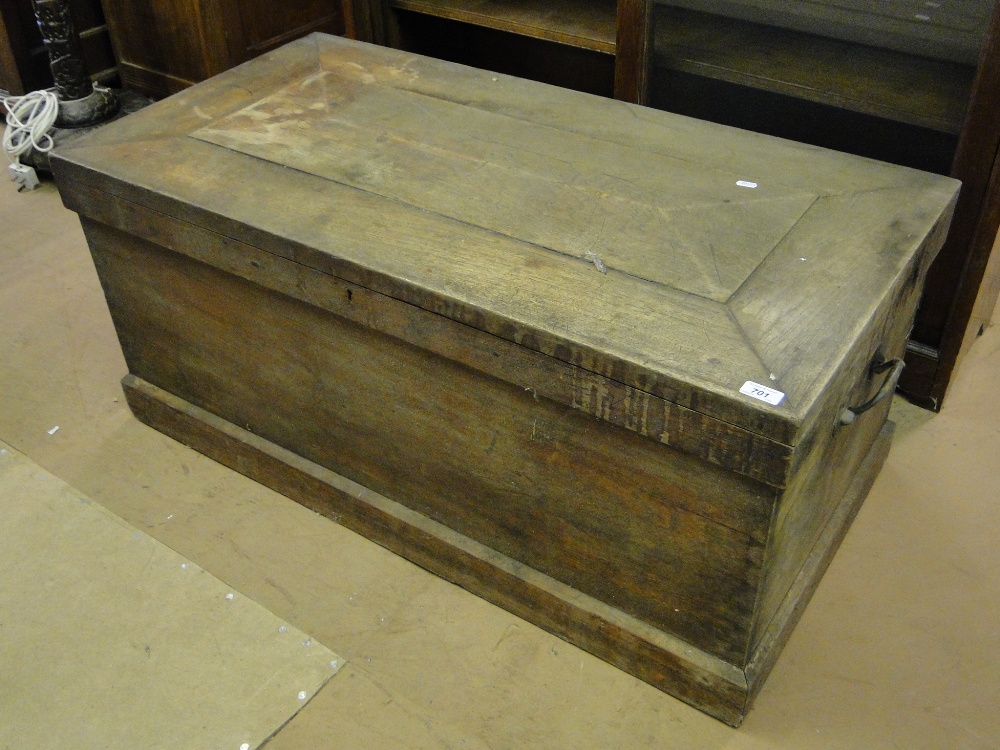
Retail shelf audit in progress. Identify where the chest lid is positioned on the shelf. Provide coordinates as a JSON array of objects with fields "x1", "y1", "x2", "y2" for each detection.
[{"x1": 51, "y1": 35, "x2": 958, "y2": 467}]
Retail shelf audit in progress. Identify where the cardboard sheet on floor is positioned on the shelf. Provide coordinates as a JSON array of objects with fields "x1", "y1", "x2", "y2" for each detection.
[{"x1": 0, "y1": 441, "x2": 343, "y2": 750}]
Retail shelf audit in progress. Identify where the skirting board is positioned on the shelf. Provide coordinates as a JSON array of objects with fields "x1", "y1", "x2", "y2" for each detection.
[{"x1": 121, "y1": 373, "x2": 893, "y2": 726}]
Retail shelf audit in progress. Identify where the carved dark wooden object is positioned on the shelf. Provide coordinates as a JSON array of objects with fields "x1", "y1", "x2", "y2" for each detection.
[{"x1": 30, "y1": 0, "x2": 117, "y2": 125}]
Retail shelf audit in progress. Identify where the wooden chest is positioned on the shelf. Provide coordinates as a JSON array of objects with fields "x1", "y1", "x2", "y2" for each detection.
[{"x1": 52, "y1": 36, "x2": 958, "y2": 725}]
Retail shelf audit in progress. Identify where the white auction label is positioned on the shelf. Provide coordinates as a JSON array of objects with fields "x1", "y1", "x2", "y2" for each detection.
[{"x1": 740, "y1": 381, "x2": 785, "y2": 405}]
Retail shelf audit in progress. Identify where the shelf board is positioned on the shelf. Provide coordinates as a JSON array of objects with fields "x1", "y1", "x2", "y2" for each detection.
[
  {"x1": 389, "y1": 0, "x2": 618, "y2": 54},
  {"x1": 653, "y1": 6, "x2": 974, "y2": 134}
]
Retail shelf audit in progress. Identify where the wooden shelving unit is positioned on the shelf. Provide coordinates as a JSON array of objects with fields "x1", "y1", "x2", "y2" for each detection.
[
  {"x1": 353, "y1": 0, "x2": 649, "y2": 101},
  {"x1": 652, "y1": 5, "x2": 975, "y2": 134},
  {"x1": 389, "y1": 0, "x2": 618, "y2": 53}
]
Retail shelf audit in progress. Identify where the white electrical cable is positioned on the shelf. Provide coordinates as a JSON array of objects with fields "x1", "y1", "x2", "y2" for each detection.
[{"x1": 2, "y1": 89, "x2": 59, "y2": 164}]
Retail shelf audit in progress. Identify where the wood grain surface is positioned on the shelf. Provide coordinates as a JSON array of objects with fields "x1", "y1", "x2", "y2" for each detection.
[
  {"x1": 51, "y1": 34, "x2": 959, "y2": 445},
  {"x1": 387, "y1": 0, "x2": 617, "y2": 52},
  {"x1": 102, "y1": 0, "x2": 344, "y2": 96},
  {"x1": 652, "y1": 5, "x2": 974, "y2": 134},
  {"x1": 83, "y1": 217, "x2": 775, "y2": 663},
  {"x1": 120, "y1": 373, "x2": 758, "y2": 725},
  {"x1": 61, "y1": 179, "x2": 794, "y2": 486}
]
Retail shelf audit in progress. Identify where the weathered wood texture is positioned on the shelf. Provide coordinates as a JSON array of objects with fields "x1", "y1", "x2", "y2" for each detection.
[
  {"x1": 116, "y1": 373, "x2": 895, "y2": 725},
  {"x1": 83, "y1": 216, "x2": 773, "y2": 665},
  {"x1": 744, "y1": 419, "x2": 894, "y2": 706},
  {"x1": 62, "y1": 179, "x2": 791, "y2": 486},
  {"x1": 53, "y1": 36, "x2": 958, "y2": 725},
  {"x1": 341, "y1": 0, "x2": 1000, "y2": 411},
  {"x1": 119, "y1": 374, "x2": 755, "y2": 726}
]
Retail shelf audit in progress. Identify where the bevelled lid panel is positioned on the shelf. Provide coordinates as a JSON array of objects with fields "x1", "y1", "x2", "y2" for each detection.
[{"x1": 51, "y1": 35, "x2": 960, "y2": 443}]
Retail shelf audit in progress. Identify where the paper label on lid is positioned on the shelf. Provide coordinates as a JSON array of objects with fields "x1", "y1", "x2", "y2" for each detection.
[{"x1": 740, "y1": 381, "x2": 785, "y2": 405}]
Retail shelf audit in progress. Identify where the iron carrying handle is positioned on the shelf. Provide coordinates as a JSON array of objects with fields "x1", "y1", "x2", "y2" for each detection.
[{"x1": 839, "y1": 358, "x2": 905, "y2": 426}]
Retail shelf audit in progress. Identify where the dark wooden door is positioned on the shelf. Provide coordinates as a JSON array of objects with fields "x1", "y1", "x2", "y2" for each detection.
[
  {"x1": 101, "y1": 0, "x2": 346, "y2": 98},
  {"x1": 900, "y1": 3, "x2": 1000, "y2": 407}
]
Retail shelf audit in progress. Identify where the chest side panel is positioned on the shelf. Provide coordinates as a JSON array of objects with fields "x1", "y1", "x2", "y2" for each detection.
[
  {"x1": 82, "y1": 216, "x2": 777, "y2": 665},
  {"x1": 747, "y1": 198, "x2": 954, "y2": 657}
]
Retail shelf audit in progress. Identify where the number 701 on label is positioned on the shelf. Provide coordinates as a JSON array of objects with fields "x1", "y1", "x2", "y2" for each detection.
[{"x1": 739, "y1": 381, "x2": 785, "y2": 406}]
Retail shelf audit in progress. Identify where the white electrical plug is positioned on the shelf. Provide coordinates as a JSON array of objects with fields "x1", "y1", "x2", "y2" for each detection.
[
  {"x1": 8, "y1": 162, "x2": 40, "y2": 190},
  {"x1": 3, "y1": 89, "x2": 58, "y2": 190}
]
